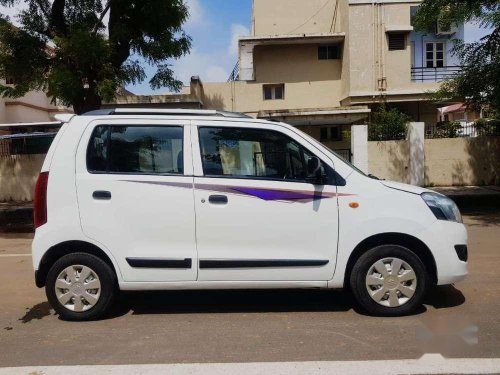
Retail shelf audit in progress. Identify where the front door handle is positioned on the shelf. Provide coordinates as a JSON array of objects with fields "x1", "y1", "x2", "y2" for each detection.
[
  {"x1": 208, "y1": 195, "x2": 228, "y2": 205},
  {"x1": 93, "y1": 191, "x2": 112, "y2": 200}
]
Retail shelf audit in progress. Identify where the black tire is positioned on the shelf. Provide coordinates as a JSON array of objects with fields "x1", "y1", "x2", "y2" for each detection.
[
  {"x1": 46, "y1": 252, "x2": 117, "y2": 321},
  {"x1": 349, "y1": 245, "x2": 429, "y2": 317}
]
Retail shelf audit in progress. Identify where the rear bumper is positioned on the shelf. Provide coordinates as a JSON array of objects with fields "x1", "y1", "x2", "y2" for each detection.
[{"x1": 419, "y1": 221, "x2": 468, "y2": 285}]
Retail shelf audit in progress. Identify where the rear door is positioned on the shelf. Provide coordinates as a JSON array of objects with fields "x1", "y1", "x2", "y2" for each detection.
[
  {"x1": 75, "y1": 119, "x2": 197, "y2": 282},
  {"x1": 192, "y1": 121, "x2": 340, "y2": 282}
]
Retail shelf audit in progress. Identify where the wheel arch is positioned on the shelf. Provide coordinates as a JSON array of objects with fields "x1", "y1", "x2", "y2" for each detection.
[
  {"x1": 35, "y1": 240, "x2": 118, "y2": 288},
  {"x1": 344, "y1": 232, "x2": 438, "y2": 288}
]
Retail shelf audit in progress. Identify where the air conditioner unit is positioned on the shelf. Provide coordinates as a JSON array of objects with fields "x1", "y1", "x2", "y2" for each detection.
[{"x1": 436, "y1": 23, "x2": 458, "y2": 36}]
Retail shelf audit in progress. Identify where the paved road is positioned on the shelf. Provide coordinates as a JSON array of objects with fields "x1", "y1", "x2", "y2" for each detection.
[{"x1": 0, "y1": 209, "x2": 499, "y2": 368}]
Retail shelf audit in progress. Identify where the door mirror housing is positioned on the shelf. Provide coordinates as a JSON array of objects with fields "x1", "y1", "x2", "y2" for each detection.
[{"x1": 306, "y1": 156, "x2": 326, "y2": 185}]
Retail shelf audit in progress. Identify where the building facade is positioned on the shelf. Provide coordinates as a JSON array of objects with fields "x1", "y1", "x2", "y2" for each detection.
[
  {"x1": 0, "y1": 79, "x2": 68, "y2": 126},
  {"x1": 198, "y1": 0, "x2": 465, "y2": 154}
]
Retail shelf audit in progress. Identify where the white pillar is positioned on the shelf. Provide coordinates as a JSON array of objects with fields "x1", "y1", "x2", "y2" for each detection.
[
  {"x1": 239, "y1": 42, "x2": 255, "y2": 81},
  {"x1": 351, "y1": 125, "x2": 368, "y2": 174},
  {"x1": 408, "y1": 122, "x2": 425, "y2": 186}
]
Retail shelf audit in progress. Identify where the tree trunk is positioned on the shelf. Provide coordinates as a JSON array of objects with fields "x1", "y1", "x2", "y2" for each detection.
[{"x1": 73, "y1": 89, "x2": 102, "y2": 115}]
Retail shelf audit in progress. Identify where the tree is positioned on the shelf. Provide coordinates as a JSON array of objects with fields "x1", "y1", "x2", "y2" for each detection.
[
  {"x1": 413, "y1": 0, "x2": 500, "y2": 116},
  {"x1": 368, "y1": 106, "x2": 411, "y2": 141},
  {"x1": 0, "y1": 0, "x2": 191, "y2": 114}
]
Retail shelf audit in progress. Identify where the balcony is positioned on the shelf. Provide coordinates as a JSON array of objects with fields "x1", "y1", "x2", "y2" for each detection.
[
  {"x1": 411, "y1": 66, "x2": 462, "y2": 82},
  {"x1": 238, "y1": 32, "x2": 345, "y2": 81}
]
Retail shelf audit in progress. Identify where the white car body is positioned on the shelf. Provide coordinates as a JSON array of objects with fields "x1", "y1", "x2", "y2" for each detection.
[{"x1": 32, "y1": 110, "x2": 468, "y2": 296}]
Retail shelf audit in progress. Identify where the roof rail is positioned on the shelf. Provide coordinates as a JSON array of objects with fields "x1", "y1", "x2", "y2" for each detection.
[{"x1": 82, "y1": 108, "x2": 251, "y2": 119}]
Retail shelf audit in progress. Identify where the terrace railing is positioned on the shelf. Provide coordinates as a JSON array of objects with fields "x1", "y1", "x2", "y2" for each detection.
[
  {"x1": 411, "y1": 66, "x2": 462, "y2": 82},
  {"x1": 227, "y1": 62, "x2": 240, "y2": 82},
  {"x1": 425, "y1": 121, "x2": 500, "y2": 139}
]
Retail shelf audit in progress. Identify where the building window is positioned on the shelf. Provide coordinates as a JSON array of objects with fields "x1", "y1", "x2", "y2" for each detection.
[
  {"x1": 388, "y1": 33, "x2": 406, "y2": 51},
  {"x1": 263, "y1": 84, "x2": 285, "y2": 100},
  {"x1": 5, "y1": 77, "x2": 15, "y2": 85},
  {"x1": 425, "y1": 42, "x2": 445, "y2": 68},
  {"x1": 318, "y1": 45, "x2": 340, "y2": 60},
  {"x1": 320, "y1": 126, "x2": 342, "y2": 142}
]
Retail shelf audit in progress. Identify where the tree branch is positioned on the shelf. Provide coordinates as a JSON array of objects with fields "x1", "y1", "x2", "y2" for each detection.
[{"x1": 92, "y1": 0, "x2": 111, "y2": 35}]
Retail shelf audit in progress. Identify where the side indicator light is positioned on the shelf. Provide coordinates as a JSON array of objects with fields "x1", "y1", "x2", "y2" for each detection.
[{"x1": 349, "y1": 202, "x2": 359, "y2": 209}]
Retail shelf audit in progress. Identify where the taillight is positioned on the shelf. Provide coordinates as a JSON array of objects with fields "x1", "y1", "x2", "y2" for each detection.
[{"x1": 34, "y1": 172, "x2": 49, "y2": 228}]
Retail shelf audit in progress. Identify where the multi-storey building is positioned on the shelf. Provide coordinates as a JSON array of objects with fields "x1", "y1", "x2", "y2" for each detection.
[{"x1": 199, "y1": 0, "x2": 464, "y2": 154}]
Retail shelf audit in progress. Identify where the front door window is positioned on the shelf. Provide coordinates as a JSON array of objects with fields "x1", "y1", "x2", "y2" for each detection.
[{"x1": 198, "y1": 127, "x2": 331, "y2": 183}]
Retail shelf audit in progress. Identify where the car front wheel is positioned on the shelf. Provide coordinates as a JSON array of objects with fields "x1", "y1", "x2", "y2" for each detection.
[{"x1": 349, "y1": 245, "x2": 429, "y2": 316}]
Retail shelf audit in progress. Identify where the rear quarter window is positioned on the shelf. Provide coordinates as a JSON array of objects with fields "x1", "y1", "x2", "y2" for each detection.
[{"x1": 87, "y1": 125, "x2": 184, "y2": 175}]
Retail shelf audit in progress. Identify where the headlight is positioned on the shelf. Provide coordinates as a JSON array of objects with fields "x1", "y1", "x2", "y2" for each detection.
[{"x1": 421, "y1": 192, "x2": 462, "y2": 223}]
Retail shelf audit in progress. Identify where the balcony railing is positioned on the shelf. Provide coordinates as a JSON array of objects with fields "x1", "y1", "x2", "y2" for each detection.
[
  {"x1": 411, "y1": 66, "x2": 462, "y2": 82},
  {"x1": 227, "y1": 61, "x2": 239, "y2": 82}
]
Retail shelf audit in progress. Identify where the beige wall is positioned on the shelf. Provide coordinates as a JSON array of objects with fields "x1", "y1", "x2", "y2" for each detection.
[
  {"x1": 202, "y1": 79, "x2": 342, "y2": 114},
  {"x1": 0, "y1": 154, "x2": 45, "y2": 202},
  {"x1": 339, "y1": 0, "x2": 351, "y2": 99},
  {"x1": 254, "y1": 44, "x2": 342, "y2": 84},
  {"x1": 204, "y1": 40, "x2": 344, "y2": 114},
  {"x1": 5, "y1": 104, "x2": 53, "y2": 123},
  {"x1": 425, "y1": 137, "x2": 500, "y2": 186},
  {"x1": 345, "y1": 2, "x2": 440, "y2": 100},
  {"x1": 348, "y1": 3, "x2": 414, "y2": 94},
  {"x1": 368, "y1": 137, "x2": 500, "y2": 187},
  {"x1": 0, "y1": 89, "x2": 67, "y2": 124},
  {"x1": 368, "y1": 140, "x2": 410, "y2": 183},
  {"x1": 252, "y1": 0, "x2": 343, "y2": 36}
]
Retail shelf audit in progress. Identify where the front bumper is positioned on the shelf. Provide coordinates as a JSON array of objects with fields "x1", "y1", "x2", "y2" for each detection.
[{"x1": 419, "y1": 220, "x2": 468, "y2": 285}]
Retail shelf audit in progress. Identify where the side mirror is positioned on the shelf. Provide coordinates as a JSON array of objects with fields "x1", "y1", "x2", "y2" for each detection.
[{"x1": 306, "y1": 156, "x2": 326, "y2": 185}]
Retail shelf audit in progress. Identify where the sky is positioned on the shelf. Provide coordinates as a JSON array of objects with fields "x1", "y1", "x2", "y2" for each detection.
[
  {"x1": 0, "y1": 0, "x2": 493, "y2": 95},
  {"x1": 128, "y1": 0, "x2": 253, "y2": 95}
]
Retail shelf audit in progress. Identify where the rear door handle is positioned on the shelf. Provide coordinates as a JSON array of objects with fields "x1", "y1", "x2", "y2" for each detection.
[
  {"x1": 208, "y1": 195, "x2": 228, "y2": 205},
  {"x1": 93, "y1": 191, "x2": 112, "y2": 200}
]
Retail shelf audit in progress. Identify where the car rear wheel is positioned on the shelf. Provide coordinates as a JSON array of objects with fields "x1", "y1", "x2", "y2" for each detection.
[
  {"x1": 46, "y1": 253, "x2": 116, "y2": 321},
  {"x1": 349, "y1": 245, "x2": 429, "y2": 316}
]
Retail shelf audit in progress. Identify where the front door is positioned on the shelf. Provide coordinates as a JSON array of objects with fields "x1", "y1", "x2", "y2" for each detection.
[
  {"x1": 75, "y1": 120, "x2": 197, "y2": 282},
  {"x1": 192, "y1": 122, "x2": 339, "y2": 282}
]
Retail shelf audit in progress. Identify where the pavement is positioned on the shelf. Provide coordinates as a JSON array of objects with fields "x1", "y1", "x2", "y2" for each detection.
[
  {"x1": 1, "y1": 355, "x2": 500, "y2": 375},
  {"x1": 0, "y1": 209, "x2": 499, "y2": 372}
]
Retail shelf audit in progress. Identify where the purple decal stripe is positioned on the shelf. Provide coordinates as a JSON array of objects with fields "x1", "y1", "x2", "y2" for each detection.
[
  {"x1": 122, "y1": 180, "x2": 353, "y2": 203},
  {"x1": 121, "y1": 180, "x2": 193, "y2": 189},
  {"x1": 194, "y1": 184, "x2": 346, "y2": 202}
]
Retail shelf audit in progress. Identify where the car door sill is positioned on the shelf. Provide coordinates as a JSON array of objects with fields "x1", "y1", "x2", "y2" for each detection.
[{"x1": 119, "y1": 280, "x2": 330, "y2": 291}]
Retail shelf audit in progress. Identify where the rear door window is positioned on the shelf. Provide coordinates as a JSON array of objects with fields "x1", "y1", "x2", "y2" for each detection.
[{"x1": 87, "y1": 125, "x2": 184, "y2": 175}]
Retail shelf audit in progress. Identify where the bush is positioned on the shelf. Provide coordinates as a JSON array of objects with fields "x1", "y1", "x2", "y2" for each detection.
[
  {"x1": 433, "y1": 121, "x2": 462, "y2": 138},
  {"x1": 368, "y1": 107, "x2": 411, "y2": 141}
]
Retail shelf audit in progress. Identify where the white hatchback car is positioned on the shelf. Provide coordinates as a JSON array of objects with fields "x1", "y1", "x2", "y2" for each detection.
[{"x1": 32, "y1": 109, "x2": 468, "y2": 321}]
